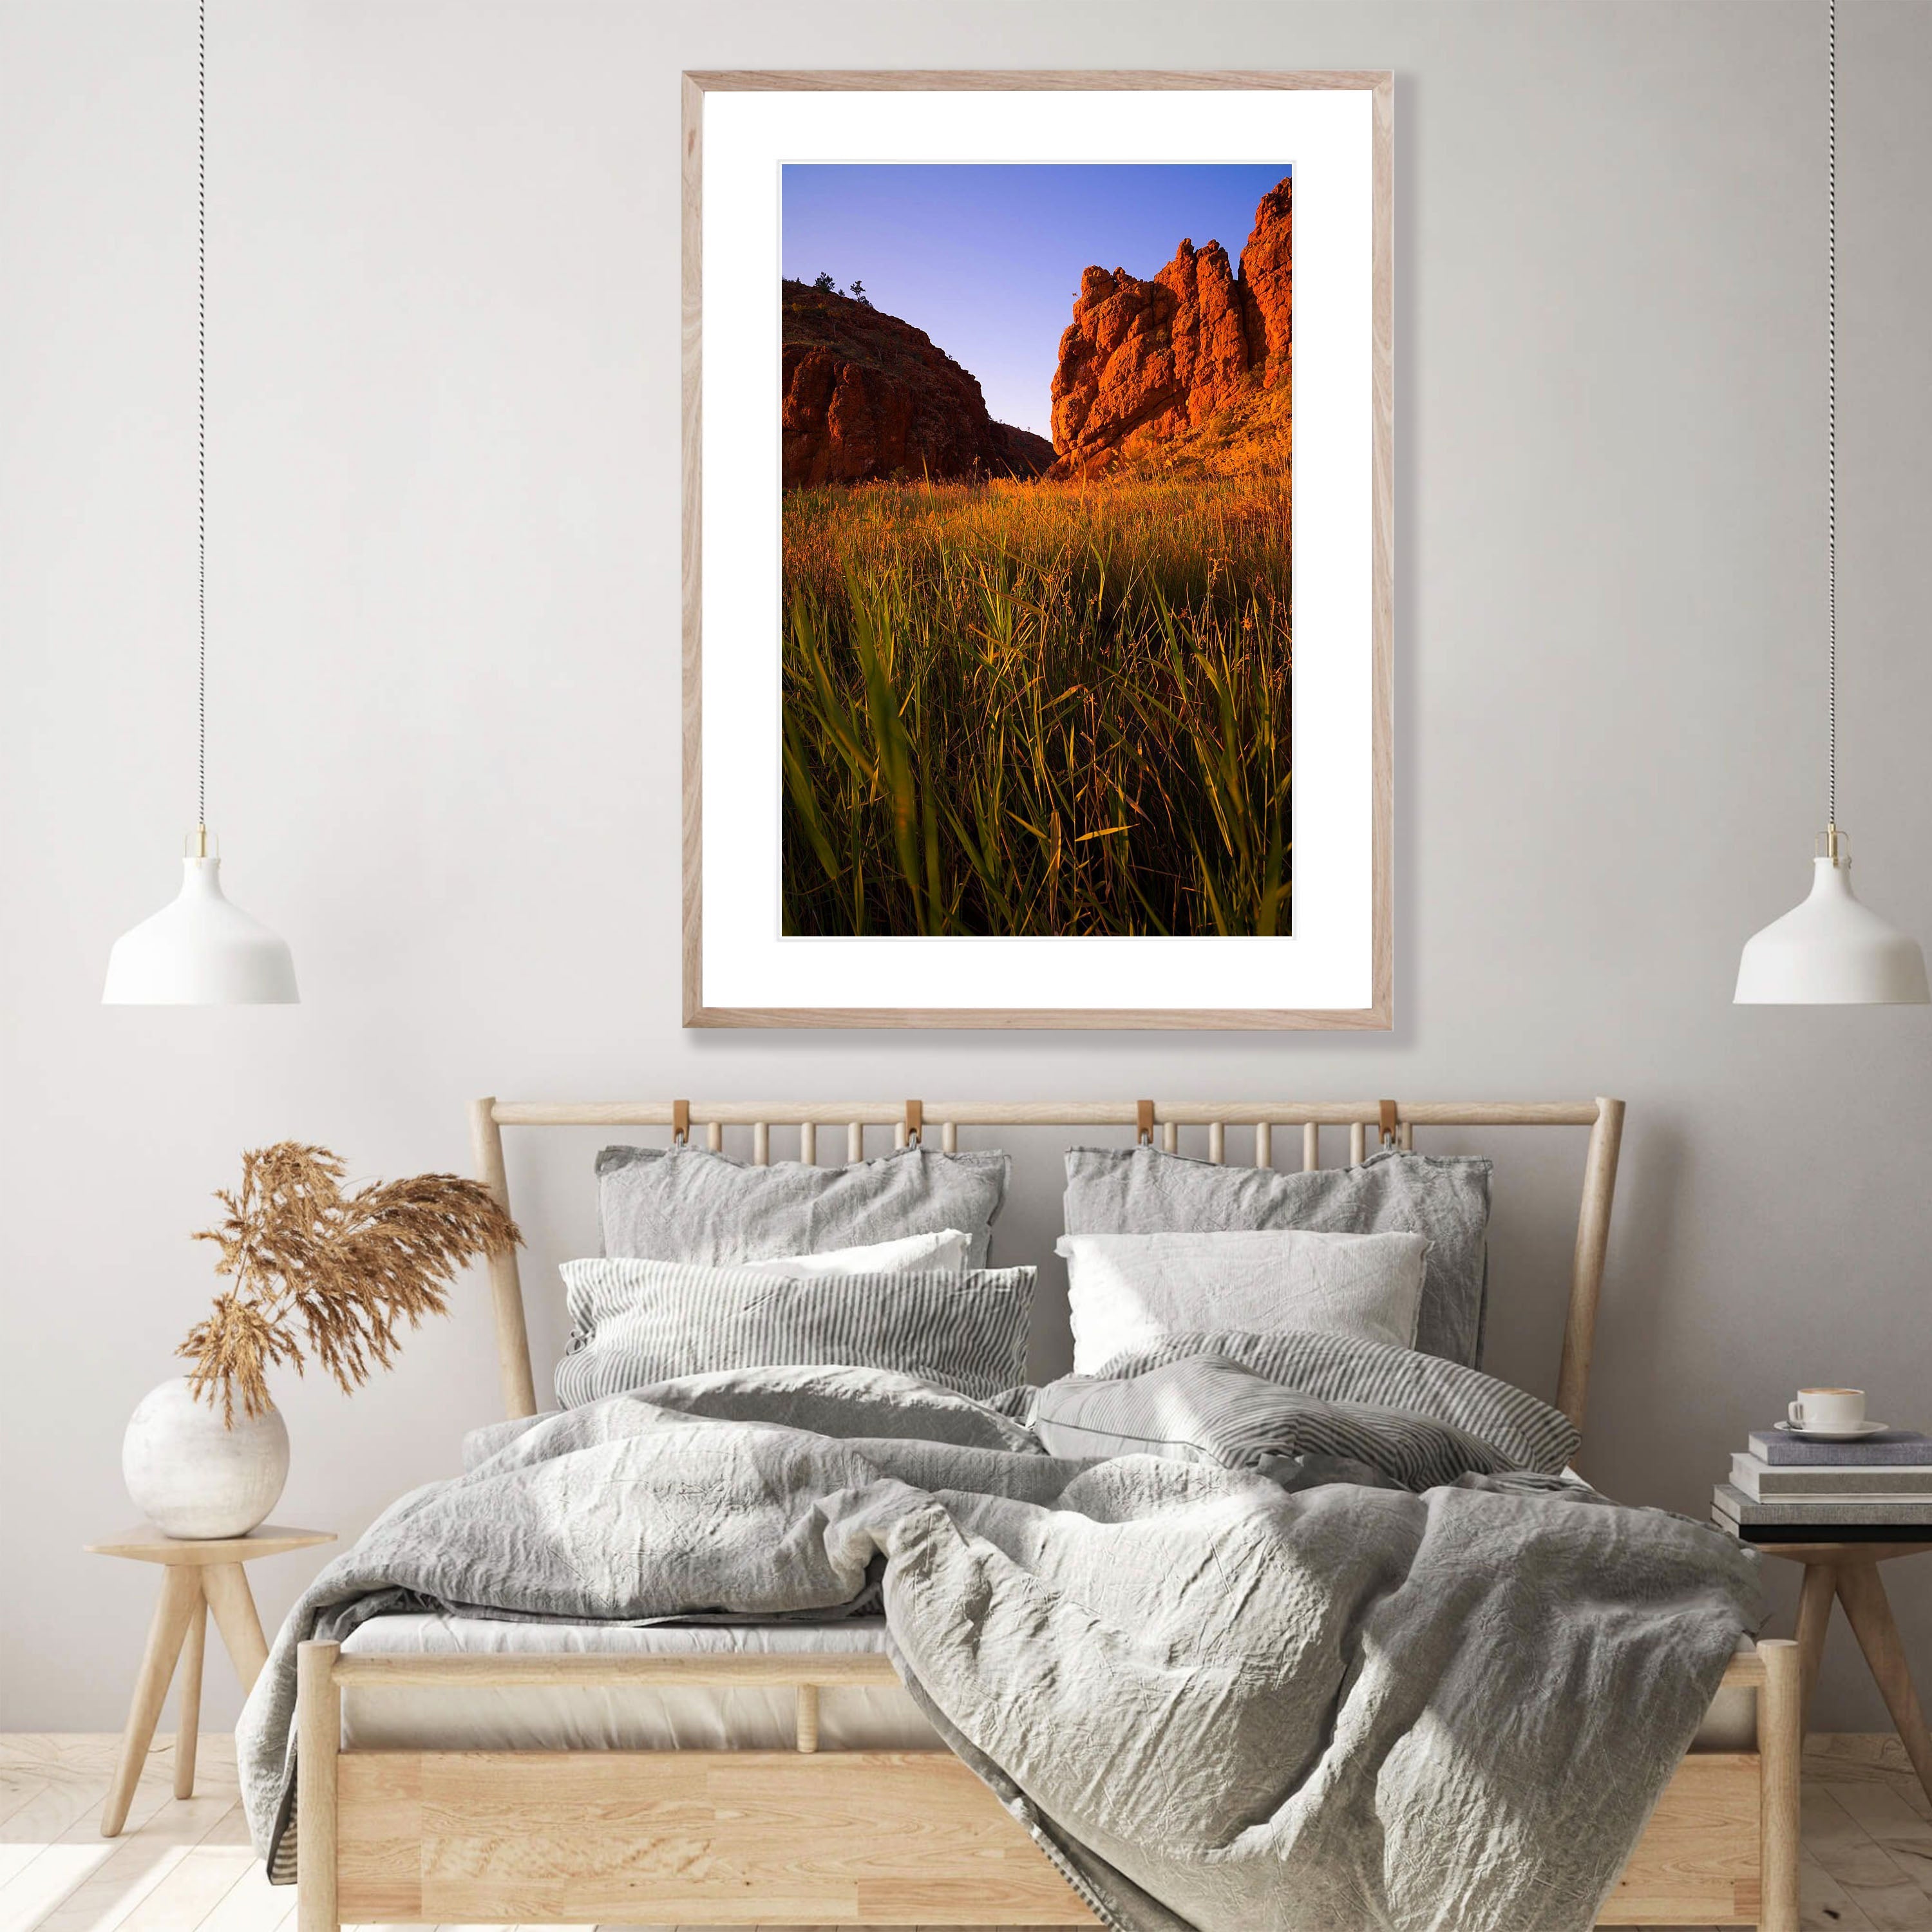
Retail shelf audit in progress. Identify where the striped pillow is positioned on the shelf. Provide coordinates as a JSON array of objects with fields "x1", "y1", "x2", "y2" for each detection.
[
  {"x1": 556, "y1": 1258, "x2": 1035, "y2": 1408},
  {"x1": 1030, "y1": 1355, "x2": 1530, "y2": 1492},
  {"x1": 1078, "y1": 1329, "x2": 1579, "y2": 1475}
]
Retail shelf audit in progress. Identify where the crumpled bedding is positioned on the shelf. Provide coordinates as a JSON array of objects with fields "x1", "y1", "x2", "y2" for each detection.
[{"x1": 238, "y1": 1350, "x2": 1761, "y2": 1932}]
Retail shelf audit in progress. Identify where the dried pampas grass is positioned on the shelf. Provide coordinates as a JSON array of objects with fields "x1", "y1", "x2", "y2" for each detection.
[{"x1": 180, "y1": 1142, "x2": 522, "y2": 1425}]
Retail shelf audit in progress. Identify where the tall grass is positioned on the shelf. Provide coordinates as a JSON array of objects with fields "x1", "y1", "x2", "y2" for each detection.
[{"x1": 781, "y1": 476, "x2": 1291, "y2": 938}]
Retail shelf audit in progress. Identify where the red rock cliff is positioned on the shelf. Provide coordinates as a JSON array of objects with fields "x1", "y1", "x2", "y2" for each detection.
[
  {"x1": 1049, "y1": 176, "x2": 1291, "y2": 477},
  {"x1": 782, "y1": 282, "x2": 1053, "y2": 488}
]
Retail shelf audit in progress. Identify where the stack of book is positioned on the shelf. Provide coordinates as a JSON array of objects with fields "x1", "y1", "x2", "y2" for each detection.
[{"x1": 1714, "y1": 1429, "x2": 1932, "y2": 1540}]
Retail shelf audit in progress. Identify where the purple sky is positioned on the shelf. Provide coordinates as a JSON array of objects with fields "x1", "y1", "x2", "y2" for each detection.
[{"x1": 782, "y1": 164, "x2": 1290, "y2": 435}]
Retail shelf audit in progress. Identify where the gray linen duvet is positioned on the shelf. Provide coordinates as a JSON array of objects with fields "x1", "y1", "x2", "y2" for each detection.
[{"x1": 237, "y1": 1349, "x2": 1761, "y2": 1932}]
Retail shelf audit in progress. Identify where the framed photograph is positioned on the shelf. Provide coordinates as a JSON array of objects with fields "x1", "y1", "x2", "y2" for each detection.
[{"x1": 683, "y1": 70, "x2": 1391, "y2": 1028}]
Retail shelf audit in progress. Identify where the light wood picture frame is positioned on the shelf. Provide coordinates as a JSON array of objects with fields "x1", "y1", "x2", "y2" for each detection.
[{"x1": 682, "y1": 71, "x2": 1393, "y2": 1029}]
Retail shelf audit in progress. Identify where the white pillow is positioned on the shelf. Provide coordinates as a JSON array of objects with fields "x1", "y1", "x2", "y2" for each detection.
[
  {"x1": 732, "y1": 1227, "x2": 971, "y2": 1278},
  {"x1": 1054, "y1": 1229, "x2": 1430, "y2": 1373}
]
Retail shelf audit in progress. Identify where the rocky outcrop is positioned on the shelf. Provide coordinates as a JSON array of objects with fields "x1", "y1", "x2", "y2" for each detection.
[
  {"x1": 1240, "y1": 178, "x2": 1294, "y2": 369},
  {"x1": 1048, "y1": 175, "x2": 1291, "y2": 477},
  {"x1": 782, "y1": 282, "x2": 1053, "y2": 488}
]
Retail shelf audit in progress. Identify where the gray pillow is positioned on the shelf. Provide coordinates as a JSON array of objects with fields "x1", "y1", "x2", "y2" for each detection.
[
  {"x1": 556, "y1": 1258, "x2": 1035, "y2": 1407},
  {"x1": 598, "y1": 1143, "x2": 1010, "y2": 1269},
  {"x1": 1062, "y1": 1146, "x2": 1492, "y2": 1366}
]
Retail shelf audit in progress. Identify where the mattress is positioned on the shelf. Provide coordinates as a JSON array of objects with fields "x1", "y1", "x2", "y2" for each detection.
[{"x1": 338, "y1": 1613, "x2": 1758, "y2": 1754}]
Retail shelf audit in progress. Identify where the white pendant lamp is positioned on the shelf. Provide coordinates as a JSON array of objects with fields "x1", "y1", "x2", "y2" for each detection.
[
  {"x1": 1735, "y1": 0, "x2": 1927, "y2": 1007},
  {"x1": 1736, "y1": 830, "x2": 1928, "y2": 1005},
  {"x1": 104, "y1": 831, "x2": 298, "y2": 1005},
  {"x1": 104, "y1": 0, "x2": 297, "y2": 1007}
]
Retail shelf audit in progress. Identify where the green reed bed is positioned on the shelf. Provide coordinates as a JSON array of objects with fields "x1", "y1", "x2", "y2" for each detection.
[{"x1": 781, "y1": 476, "x2": 1291, "y2": 938}]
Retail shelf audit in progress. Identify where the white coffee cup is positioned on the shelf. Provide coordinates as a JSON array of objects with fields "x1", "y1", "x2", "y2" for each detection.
[{"x1": 1788, "y1": 1387, "x2": 1866, "y2": 1433}]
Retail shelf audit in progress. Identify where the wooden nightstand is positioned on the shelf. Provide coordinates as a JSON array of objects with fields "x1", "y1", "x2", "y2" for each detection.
[
  {"x1": 1741, "y1": 1534, "x2": 1932, "y2": 1804},
  {"x1": 86, "y1": 1520, "x2": 334, "y2": 1837}
]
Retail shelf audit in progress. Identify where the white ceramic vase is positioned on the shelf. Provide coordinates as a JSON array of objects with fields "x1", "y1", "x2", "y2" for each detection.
[{"x1": 122, "y1": 1377, "x2": 289, "y2": 1539}]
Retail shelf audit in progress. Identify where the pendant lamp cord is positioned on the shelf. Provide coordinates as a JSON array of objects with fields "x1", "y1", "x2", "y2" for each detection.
[
  {"x1": 1827, "y1": 0, "x2": 1838, "y2": 835},
  {"x1": 194, "y1": 0, "x2": 205, "y2": 831},
  {"x1": 170, "y1": 3, "x2": 1855, "y2": 858}
]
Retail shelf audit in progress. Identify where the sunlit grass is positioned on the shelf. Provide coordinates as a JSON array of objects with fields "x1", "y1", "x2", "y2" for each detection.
[{"x1": 781, "y1": 476, "x2": 1291, "y2": 938}]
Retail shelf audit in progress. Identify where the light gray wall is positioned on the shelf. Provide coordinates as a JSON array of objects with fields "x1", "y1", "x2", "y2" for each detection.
[{"x1": 3, "y1": 0, "x2": 1929, "y2": 1734}]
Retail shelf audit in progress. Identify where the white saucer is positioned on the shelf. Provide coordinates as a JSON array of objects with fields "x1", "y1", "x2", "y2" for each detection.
[{"x1": 1775, "y1": 1419, "x2": 1890, "y2": 1441}]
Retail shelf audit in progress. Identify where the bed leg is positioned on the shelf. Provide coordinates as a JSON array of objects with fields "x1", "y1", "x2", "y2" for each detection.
[
  {"x1": 1759, "y1": 1638, "x2": 1800, "y2": 1932},
  {"x1": 298, "y1": 1640, "x2": 341, "y2": 1932}
]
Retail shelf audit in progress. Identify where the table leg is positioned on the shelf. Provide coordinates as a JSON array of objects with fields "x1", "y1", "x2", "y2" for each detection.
[
  {"x1": 173, "y1": 1581, "x2": 206, "y2": 1799},
  {"x1": 1835, "y1": 1560, "x2": 1932, "y2": 1804},
  {"x1": 100, "y1": 1565, "x2": 199, "y2": 1837},
  {"x1": 202, "y1": 1561, "x2": 269, "y2": 1692},
  {"x1": 1794, "y1": 1561, "x2": 1837, "y2": 1722}
]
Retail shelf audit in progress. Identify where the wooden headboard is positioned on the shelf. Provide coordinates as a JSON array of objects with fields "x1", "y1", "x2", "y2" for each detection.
[{"x1": 469, "y1": 1096, "x2": 1625, "y2": 1441}]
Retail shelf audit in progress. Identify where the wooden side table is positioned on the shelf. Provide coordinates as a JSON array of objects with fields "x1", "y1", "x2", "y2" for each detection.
[
  {"x1": 1754, "y1": 1537, "x2": 1932, "y2": 1804},
  {"x1": 86, "y1": 1521, "x2": 334, "y2": 1837}
]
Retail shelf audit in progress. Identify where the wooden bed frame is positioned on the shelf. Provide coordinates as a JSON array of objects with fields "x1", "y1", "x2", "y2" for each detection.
[{"x1": 294, "y1": 1096, "x2": 1799, "y2": 1931}]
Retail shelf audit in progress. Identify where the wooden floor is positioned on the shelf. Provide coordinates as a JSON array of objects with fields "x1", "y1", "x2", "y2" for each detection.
[{"x1": 4, "y1": 1733, "x2": 1929, "y2": 1932}]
